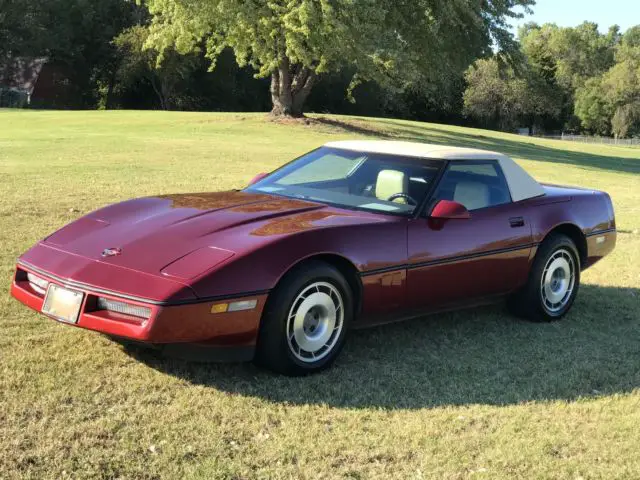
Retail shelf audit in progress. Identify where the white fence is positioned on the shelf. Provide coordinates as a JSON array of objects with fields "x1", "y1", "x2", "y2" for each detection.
[{"x1": 535, "y1": 133, "x2": 640, "y2": 147}]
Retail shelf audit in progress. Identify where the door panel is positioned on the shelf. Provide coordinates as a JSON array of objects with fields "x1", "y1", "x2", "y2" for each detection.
[{"x1": 407, "y1": 203, "x2": 533, "y2": 310}]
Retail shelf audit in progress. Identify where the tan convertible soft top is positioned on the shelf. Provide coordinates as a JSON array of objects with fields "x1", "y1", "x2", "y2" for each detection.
[{"x1": 325, "y1": 140, "x2": 546, "y2": 202}]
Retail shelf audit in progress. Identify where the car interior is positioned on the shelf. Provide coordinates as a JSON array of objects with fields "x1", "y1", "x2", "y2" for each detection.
[
  {"x1": 351, "y1": 160, "x2": 436, "y2": 205},
  {"x1": 311, "y1": 159, "x2": 512, "y2": 211},
  {"x1": 258, "y1": 149, "x2": 512, "y2": 214},
  {"x1": 433, "y1": 166, "x2": 512, "y2": 210},
  {"x1": 275, "y1": 155, "x2": 440, "y2": 207}
]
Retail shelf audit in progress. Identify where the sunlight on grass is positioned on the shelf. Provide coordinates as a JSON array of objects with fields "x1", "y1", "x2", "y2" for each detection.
[{"x1": 0, "y1": 110, "x2": 639, "y2": 479}]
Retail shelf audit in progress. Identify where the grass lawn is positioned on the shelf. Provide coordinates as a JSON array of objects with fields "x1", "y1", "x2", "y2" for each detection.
[{"x1": 1, "y1": 110, "x2": 639, "y2": 479}]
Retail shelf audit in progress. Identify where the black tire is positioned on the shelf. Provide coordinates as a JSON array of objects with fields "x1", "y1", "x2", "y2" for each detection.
[
  {"x1": 507, "y1": 233, "x2": 581, "y2": 322},
  {"x1": 254, "y1": 260, "x2": 353, "y2": 376}
]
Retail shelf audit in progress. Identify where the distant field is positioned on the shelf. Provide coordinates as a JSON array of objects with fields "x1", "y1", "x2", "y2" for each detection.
[{"x1": 1, "y1": 110, "x2": 639, "y2": 479}]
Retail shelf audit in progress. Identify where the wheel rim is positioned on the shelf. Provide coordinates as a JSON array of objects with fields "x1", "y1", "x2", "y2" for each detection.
[
  {"x1": 286, "y1": 281, "x2": 344, "y2": 363},
  {"x1": 540, "y1": 248, "x2": 576, "y2": 314}
]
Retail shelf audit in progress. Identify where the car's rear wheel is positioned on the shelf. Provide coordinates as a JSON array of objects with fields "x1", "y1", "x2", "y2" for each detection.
[
  {"x1": 508, "y1": 233, "x2": 581, "y2": 322},
  {"x1": 255, "y1": 261, "x2": 353, "y2": 376}
]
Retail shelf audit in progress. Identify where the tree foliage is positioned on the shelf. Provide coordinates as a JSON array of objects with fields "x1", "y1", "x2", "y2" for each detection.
[
  {"x1": 516, "y1": 21, "x2": 620, "y2": 131},
  {"x1": 143, "y1": 0, "x2": 533, "y2": 116},
  {"x1": 463, "y1": 57, "x2": 561, "y2": 131},
  {"x1": 520, "y1": 22, "x2": 619, "y2": 92},
  {"x1": 574, "y1": 76, "x2": 613, "y2": 135},
  {"x1": 464, "y1": 21, "x2": 640, "y2": 136},
  {"x1": 611, "y1": 104, "x2": 640, "y2": 138},
  {"x1": 1, "y1": 0, "x2": 142, "y2": 107},
  {"x1": 114, "y1": 26, "x2": 201, "y2": 110},
  {"x1": 574, "y1": 26, "x2": 640, "y2": 136},
  {"x1": 3, "y1": 0, "x2": 640, "y2": 138}
]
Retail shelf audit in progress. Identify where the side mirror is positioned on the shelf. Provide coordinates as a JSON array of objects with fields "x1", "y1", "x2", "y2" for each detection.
[
  {"x1": 430, "y1": 200, "x2": 471, "y2": 220},
  {"x1": 248, "y1": 172, "x2": 268, "y2": 186}
]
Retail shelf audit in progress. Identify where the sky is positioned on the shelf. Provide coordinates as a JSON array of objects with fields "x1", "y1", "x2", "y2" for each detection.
[{"x1": 510, "y1": 0, "x2": 639, "y2": 34}]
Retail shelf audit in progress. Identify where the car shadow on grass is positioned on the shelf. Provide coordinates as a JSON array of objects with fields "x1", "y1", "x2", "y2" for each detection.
[{"x1": 123, "y1": 284, "x2": 640, "y2": 409}]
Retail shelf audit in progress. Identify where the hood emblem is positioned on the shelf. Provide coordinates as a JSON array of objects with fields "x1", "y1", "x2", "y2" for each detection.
[{"x1": 102, "y1": 247, "x2": 122, "y2": 257}]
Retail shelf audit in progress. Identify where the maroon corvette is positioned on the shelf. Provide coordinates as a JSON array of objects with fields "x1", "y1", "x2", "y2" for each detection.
[{"x1": 11, "y1": 141, "x2": 616, "y2": 375}]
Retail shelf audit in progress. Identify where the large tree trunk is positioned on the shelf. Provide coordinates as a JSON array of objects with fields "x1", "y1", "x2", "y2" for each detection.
[{"x1": 270, "y1": 58, "x2": 316, "y2": 117}]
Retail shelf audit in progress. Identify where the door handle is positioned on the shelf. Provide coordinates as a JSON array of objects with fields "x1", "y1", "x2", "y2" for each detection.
[{"x1": 509, "y1": 217, "x2": 525, "y2": 228}]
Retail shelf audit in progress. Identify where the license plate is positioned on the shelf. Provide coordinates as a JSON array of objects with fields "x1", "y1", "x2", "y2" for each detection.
[{"x1": 42, "y1": 284, "x2": 84, "y2": 324}]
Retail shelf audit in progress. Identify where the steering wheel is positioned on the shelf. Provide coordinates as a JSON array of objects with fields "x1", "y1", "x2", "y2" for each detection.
[{"x1": 387, "y1": 193, "x2": 417, "y2": 206}]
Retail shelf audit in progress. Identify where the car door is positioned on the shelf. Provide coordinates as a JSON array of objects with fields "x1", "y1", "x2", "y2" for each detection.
[{"x1": 406, "y1": 160, "x2": 533, "y2": 311}]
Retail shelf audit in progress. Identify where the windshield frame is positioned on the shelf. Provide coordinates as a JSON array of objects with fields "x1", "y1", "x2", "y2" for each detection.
[{"x1": 243, "y1": 147, "x2": 447, "y2": 218}]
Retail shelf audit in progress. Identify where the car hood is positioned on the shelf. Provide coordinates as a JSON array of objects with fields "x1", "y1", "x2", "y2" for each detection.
[{"x1": 40, "y1": 191, "x2": 372, "y2": 280}]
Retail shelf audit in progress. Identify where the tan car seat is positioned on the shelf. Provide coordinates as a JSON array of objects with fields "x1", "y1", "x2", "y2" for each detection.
[
  {"x1": 453, "y1": 181, "x2": 490, "y2": 210},
  {"x1": 375, "y1": 169, "x2": 408, "y2": 204}
]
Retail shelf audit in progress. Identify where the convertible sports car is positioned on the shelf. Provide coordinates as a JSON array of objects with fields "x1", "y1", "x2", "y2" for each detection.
[{"x1": 11, "y1": 141, "x2": 616, "y2": 375}]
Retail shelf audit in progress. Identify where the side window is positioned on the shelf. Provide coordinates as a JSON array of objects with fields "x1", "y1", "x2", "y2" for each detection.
[{"x1": 433, "y1": 161, "x2": 512, "y2": 211}]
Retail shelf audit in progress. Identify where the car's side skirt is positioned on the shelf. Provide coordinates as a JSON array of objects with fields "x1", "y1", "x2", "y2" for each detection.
[{"x1": 351, "y1": 293, "x2": 509, "y2": 329}]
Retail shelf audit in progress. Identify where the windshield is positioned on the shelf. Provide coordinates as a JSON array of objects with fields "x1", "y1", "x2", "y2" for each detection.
[{"x1": 245, "y1": 147, "x2": 442, "y2": 215}]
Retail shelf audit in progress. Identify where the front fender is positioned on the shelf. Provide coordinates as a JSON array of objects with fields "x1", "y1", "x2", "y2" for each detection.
[{"x1": 188, "y1": 220, "x2": 408, "y2": 299}]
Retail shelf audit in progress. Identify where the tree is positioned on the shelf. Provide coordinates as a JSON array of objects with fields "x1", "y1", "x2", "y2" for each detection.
[
  {"x1": 144, "y1": 0, "x2": 534, "y2": 117},
  {"x1": 0, "y1": 0, "x2": 42, "y2": 59},
  {"x1": 616, "y1": 25, "x2": 640, "y2": 63},
  {"x1": 574, "y1": 26, "x2": 640, "y2": 135},
  {"x1": 518, "y1": 21, "x2": 620, "y2": 131},
  {"x1": 463, "y1": 57, "x2": 561, "y2": 132},
  {"x1": 611, "y1": 104, "x2": 640, "y2": 138},
  {"x1": 1, "y1": 0, "x2": 142, "y2": 108},
  {"x1": 114, "y1": 26, "x2": 200, "y2": 110},
  {"x1": 463, "y1": 58, "x2": 507, "y2": 128},
  {"x1": 574, "y1": 76, "x2": 612, "y2": 135},
  {"x1": 520, "y1": 22, "x2": 619, "y2": 92}
]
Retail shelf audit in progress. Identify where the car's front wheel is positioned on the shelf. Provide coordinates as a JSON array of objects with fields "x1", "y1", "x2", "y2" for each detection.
[
  {"x1": 508, "y1": 233, "x2": 581, "y2": 322},
  {"x1": 255, "y1": 261, "x2": 353, "y2": 376}
]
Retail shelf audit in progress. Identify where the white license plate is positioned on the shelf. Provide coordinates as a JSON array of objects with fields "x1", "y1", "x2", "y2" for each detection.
[{"x1": 42, "y1": 284, "x2": 84, "y2": 324}]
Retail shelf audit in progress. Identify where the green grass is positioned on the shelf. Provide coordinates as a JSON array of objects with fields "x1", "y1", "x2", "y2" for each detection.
[{"x1": 1, "y1": 110, "x2": 639, "y2": 479}]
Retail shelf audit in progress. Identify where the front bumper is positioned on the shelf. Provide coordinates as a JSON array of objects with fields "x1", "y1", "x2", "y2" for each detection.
[{"x1": 11, "y1": 263, "x2": 267, "y2": 358}]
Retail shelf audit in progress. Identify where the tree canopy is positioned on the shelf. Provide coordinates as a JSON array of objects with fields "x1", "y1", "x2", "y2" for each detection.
[
  {"x1": 143, "y1": 0, "x2": 533, "y2": 116},
  {"x1": 463, "y1": 57, "x2": 561, "y2": 132},
  {"x1": 3, "y1": 0, "x2": 640, "y2": 138},
  {"x1": 0, "y1": 0, "x2": 141, "y2": 107},
  {"x1": 462, "y1": 21, "x2": 640, "y2": 137},
  {"x1": 574, "y1": 26, "x2": 640, "y2": 136},
  {"x1": 520, "y1": 22, "x2": 619, "y2": 92}
]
